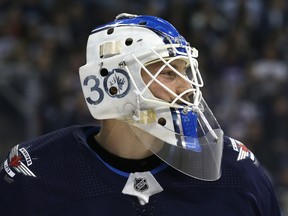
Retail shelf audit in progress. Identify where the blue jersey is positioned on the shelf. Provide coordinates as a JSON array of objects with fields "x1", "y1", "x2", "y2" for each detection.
[{"x1": 0, "y1": 125, "x2": 280, "y2": 215}]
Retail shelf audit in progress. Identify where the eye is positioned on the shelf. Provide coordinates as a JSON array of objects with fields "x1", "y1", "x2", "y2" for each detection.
[{"x1": 160, "y1": 70, "x2": 176, "y2": 80}]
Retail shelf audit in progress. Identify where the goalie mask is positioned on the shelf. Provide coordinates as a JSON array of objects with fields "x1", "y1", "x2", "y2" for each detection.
[{"x1": 79, "y1": 13, "x2": 224, "y2": 181}]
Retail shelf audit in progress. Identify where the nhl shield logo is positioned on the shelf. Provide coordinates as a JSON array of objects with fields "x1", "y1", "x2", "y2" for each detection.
[
  {"x1": 134, "y1": 177, "x2": 149, "y2": 192},
  {"x1": 122, "y1": 172, "x2": 164, "y2": 205}
]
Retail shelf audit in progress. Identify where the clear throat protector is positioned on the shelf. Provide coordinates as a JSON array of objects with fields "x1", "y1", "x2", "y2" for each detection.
[{"x1": 125, "y1": 98, "x2": 224, "y2": 181}]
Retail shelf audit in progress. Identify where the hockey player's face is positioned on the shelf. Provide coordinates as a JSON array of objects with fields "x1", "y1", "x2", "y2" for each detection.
[{"x1": 141, "y1": 59, "x2": 192, "y2": 103}]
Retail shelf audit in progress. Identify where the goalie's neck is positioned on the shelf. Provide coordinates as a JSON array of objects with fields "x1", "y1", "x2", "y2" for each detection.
[{"x1": 94, "y1": 119, "x2": 162, "y2": 159}]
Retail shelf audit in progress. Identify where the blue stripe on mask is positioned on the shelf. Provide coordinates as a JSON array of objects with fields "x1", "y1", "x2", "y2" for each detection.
[{"x1": 171, "y1": 108, "x2": 201, "y2": 152}]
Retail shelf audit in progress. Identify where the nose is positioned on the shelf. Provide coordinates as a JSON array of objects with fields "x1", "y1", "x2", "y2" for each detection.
[{"x1": 175, "y1": 77, "x2": 193, "y2": 102}]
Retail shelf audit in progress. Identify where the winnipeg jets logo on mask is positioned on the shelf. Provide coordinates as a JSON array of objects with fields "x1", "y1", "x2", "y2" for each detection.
[{"x1": 104, "y1": 69, "x2": 131, "y2": 98}]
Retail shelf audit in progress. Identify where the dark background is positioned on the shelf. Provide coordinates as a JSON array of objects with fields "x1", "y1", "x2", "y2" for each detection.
[{"x1": 0, "y1": 0, "x2": 287, "y2": 214}]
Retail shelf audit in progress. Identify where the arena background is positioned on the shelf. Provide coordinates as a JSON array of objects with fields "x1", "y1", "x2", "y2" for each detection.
[{"x1": 0, "y1": 0, "x2": 287, "y2": 214}]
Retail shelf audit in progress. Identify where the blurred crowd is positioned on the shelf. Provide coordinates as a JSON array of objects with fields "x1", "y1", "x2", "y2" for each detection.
[{"x1": 0, "y1": 0, "x2": 287, "y2": 214}]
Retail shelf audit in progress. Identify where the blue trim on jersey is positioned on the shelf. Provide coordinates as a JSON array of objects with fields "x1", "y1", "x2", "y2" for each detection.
[{"x1": 95, "y1": 153, "x2": 168, "y2": 177}]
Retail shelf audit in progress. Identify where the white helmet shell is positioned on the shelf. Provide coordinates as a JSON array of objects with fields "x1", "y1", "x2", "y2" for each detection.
[{"x1": 79, "y1": 13, "x2": 224, "y2": 181}]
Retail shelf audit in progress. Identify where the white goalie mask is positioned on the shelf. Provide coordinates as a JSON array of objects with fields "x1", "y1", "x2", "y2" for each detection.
[{"x1": 79, "y1": 13, "x2": 224, "y2": 181}]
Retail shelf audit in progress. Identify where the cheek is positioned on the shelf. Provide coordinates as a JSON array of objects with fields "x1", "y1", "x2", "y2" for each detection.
[
  {"x1": 149, "y1": 81, "x2": 173, "y2": 101},
  {"x1": 149, "y1": 83, "x2": 162, "y2": 97}
]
